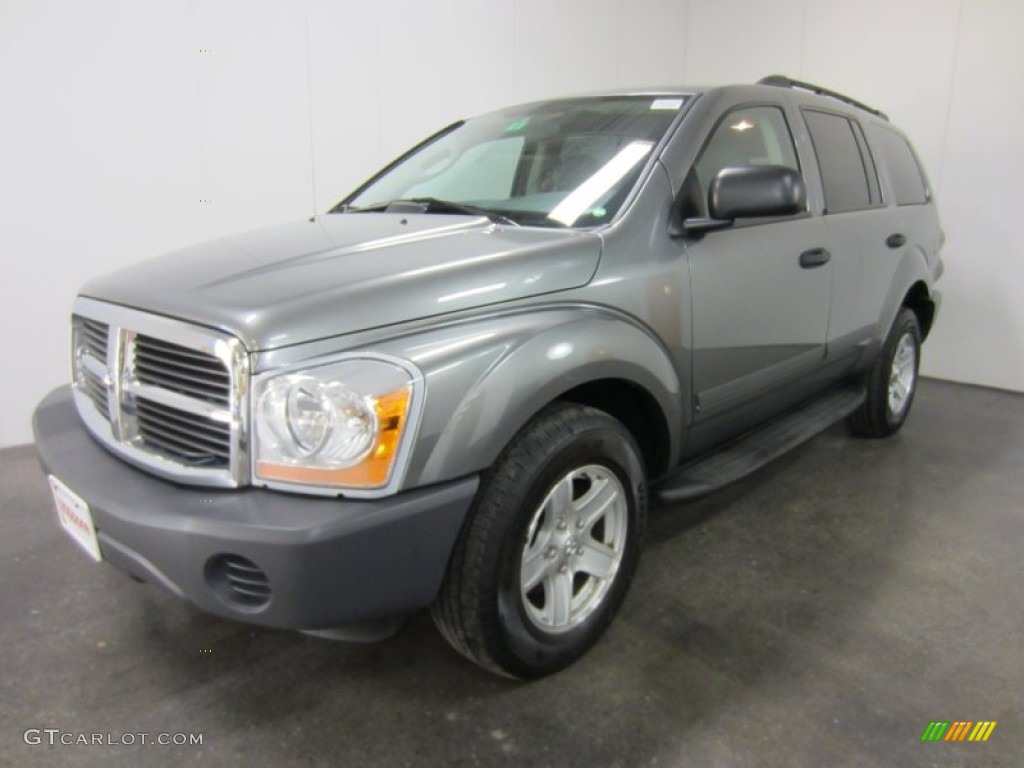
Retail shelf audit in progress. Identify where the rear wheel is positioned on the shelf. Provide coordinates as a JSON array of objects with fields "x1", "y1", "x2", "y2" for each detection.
[
  {"x1": 848, "y1": 308, "x2": 921, "y2": 437},
  {"x1": 432, "y1": 402, "x2": 646, "y2": 678}
]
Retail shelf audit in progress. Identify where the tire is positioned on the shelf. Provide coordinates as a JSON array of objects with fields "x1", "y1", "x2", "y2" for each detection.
[
  {"x1": 848, "y1": 308, "x2": 922, "y2": 438},
  {"x1": 431, "y1": 402, "x2": 647, "y2": 678}
]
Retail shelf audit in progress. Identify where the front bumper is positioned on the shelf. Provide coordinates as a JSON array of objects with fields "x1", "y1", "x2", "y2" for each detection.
[{"x1": 32, "y1": 386, "x2": 478, "y2": 629}]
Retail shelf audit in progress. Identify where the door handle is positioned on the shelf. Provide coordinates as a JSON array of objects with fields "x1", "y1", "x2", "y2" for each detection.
[
  {"x1": 886, "y1": 233, "x2": 907, "y2": 249},
  {"x1": 799, "y1": 247, "x2": 831, "y2": 268}
]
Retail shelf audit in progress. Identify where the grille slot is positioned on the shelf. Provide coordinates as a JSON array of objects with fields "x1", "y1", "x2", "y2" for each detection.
[
  {"x1": 82, "y1": 370, "x2": 109, "y2": 419},
  {"x1": 73, "y1": 316, "x2": 111, "y2": 420},
  {"x1": 81, "y1": 318, "x2": 109, "y2": 359},
  {"x1": 134, "y1": 335, "x2": 230, "y2": 405},
  {"x1": 208, "y1": 555, "x2": 272, "y2": 609},
  {"x1": 135, "y1": 398, "x2": 230, "y2": 467}
]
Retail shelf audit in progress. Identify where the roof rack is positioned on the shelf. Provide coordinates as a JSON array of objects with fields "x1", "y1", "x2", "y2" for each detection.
[{"x1": 757, "y1": 75, "x2": 889, "y2": 121}]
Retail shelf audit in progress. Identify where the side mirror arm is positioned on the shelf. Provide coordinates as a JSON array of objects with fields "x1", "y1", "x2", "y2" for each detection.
[{"x1": 668, "y1": 216, "x2": 734, "y2": 238}]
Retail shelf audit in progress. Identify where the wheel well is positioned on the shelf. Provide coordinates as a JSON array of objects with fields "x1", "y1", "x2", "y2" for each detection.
[
  {"x1": 556, "y1": 379, "x2": 671, "y2": 479},
  {"x1": 903, "y1": 281, "x2": 935, "y2": 339}
]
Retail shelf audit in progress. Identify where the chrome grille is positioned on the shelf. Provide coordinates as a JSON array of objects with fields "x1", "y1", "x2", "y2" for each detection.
[
  {"x1": 69, "y1": 297, "x2": 249, "y2": 488},
  {"x1": 83, "y1": 370, "x2": 109, "y2": 417},
  {"x1": 135, "y1": 399, "x2": 231, "y2": 467},
  {"x1": 81, "y1": 318, "x2": 108, "y2": 359},
  {"x1": 72, "y1": 316, "x2": 111, "y2": 420},
  {"x1": 135, "y1": 335, "x2": 230, "y2": 405}
]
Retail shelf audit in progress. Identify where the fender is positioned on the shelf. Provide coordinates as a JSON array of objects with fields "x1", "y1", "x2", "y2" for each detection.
[
  {"x1": 875, "y1": 243, "x2": 935, "y2": 343},
  {"x1": 368, "y1": 305, "x2": 684, "y2": 489}
]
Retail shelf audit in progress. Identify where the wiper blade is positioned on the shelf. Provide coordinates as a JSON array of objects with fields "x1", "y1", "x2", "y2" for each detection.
[{"x1": 349, "y1": 198, "x2": 518, "y2": 226}]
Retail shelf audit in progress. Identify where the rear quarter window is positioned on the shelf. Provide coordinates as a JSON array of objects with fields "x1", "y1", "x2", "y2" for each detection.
[{"x1": 871, "y1": 125, "x2": 930, "y2": 205}]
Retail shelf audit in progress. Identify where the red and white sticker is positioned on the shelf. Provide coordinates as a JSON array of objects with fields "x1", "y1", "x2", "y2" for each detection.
[{"x1": 49, "y1": 475, "x2": 102, "y2": 562}]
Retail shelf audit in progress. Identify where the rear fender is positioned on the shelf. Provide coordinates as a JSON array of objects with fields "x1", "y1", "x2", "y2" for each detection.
[{"x1": 875, "y1": 246, "x2": 934, "y2": 342}]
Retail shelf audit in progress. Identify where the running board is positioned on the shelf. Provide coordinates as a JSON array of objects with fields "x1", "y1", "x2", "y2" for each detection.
[{"x1": 654, "y1": 385, "x2": 866, "y2": 504}]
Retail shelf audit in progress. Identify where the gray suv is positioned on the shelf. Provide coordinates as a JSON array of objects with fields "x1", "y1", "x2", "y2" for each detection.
[{"x1": 33, "y1": 76, "x2": 942, "y2": 677}]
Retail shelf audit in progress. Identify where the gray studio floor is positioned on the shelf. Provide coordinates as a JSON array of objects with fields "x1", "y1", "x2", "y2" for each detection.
[{"x1": 2, "y1": 378, "x2": 1021, "y2": 768}]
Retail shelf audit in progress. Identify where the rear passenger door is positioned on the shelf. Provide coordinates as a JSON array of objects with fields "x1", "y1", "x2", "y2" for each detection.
[
  {"x1": 867, "y1": 123, "x2": 941, "y2": 316},
  {"x1": 680, "y1": 103, "x2": 832, "y2": 427},
  {"x1": 800, "y1": 109, "x2": 900, "y2": 364}
]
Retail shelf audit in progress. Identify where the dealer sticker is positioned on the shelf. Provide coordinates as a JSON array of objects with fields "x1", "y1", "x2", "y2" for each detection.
[{"x1": 48, "y1": 475, "x2": 102, "y2": 562}]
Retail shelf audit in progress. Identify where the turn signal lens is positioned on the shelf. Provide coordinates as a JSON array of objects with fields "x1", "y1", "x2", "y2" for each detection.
[{"x1": 256, "y1": 386, "x2": 411, "y2": 488}]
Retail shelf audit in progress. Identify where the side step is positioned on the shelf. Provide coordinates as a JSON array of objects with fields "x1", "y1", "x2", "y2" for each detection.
[{"x1": 654, "y1": 385, "x2": 866, "y2": 504}]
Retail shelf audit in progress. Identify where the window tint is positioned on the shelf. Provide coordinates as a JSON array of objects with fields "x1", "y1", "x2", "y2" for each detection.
[
  {"x1": 872, "y1": 126, "x2": 929, "y2": 205},
  {"x1": 684, "y1": 105, "x2": 800, "y2": 219},
  {"x1": 850, "y1": 120, "x2": 881, "y2": 204},
  {"x1": 695, "y1": 106, "x2": 799, "y2": 191},
  {"x1": 803, "y1": 110, "x2": 873, "y2": 213}
]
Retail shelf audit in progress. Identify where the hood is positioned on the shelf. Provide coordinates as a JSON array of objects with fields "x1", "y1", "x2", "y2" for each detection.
[{"x1": 81, "y1": 214, "x2": 602, "y2": 350}]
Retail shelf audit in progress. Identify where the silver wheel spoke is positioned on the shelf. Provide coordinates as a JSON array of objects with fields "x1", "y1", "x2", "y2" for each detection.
[
  {"x1": 577, "y1": 476, "x2": 619, "y2": 530},
  {"x1": 547, "y1": 475, "x2": 573, "y2": 519},
  {"x1": 576, "y1": 540, "x2": 617, "y2": 580},
  {"x1": 543, "y1": 573, "x2": 573, "y2": 627},
  {"x1": 521, "y1": 546, "x2": 553, "y2": 592}
]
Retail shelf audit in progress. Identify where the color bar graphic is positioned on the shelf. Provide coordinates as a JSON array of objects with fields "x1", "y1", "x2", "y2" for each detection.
[
  {"x1": 968, "y1": 722, "x2": 997, "y2": 742},
  {"x1": 944, "y1": 721, "x2": 972, "y2": 741},
  {"x1": 921, "y1": 720, "x2": 996, "y2": 742}
]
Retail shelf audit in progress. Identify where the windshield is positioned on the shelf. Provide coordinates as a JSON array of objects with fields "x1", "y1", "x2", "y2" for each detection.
[{"x1": 338, "y1": 95, "x2": 686, "y2": 228}]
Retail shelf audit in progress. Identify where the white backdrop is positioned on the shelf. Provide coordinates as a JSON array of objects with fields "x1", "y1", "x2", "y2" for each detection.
[{"x1": 2, "y1": 0, "x2": 1022, "y2": 447}]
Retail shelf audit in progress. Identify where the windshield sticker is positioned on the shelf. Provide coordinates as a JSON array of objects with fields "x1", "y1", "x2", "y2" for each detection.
[
  {"x1": 650, "y1": 98, "x2": 683, "y2": 111},
  {"x1": 504, "y1": 118, "x2": 530, "y2": 133}
]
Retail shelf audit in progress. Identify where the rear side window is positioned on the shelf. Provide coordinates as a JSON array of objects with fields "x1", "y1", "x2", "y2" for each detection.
[
  {"x1": 871, "y1": 126, "x2": 929, "y2": 205},
  {"x1": 850, "y1": 121, "x2": 882, "y2": 204},
  {"x1": 802, "y1": 109, "x2": 876, "y2": 213}
]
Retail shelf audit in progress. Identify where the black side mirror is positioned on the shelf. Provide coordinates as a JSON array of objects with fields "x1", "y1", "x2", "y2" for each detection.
[
  {"x1": 710, "y1": 165, "x2": 806, "y2": 220},
  {"x1": 674, "y1": 165, "x2": 806, "y2": 236}
]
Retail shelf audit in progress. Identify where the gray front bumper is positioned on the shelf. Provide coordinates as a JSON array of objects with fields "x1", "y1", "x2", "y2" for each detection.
[{"x1": 32, "y1": 386, "x2": 478, "y2": 629}]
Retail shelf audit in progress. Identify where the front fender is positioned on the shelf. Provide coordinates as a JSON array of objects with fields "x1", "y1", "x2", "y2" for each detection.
[{"x1": 370, "y1": 305, "x2": 683, "y2": 489}]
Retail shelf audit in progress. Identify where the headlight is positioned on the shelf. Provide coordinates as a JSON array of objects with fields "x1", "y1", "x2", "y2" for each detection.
[{"x1": 253, "y1": 357, "x2": 422, "y2": 493}]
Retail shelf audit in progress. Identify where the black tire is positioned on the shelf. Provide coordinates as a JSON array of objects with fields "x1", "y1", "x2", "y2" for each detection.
[
  {"x1": 848, "y1": 308, "x2": 922, "y2": 438},
  {"x1": 431, "y1": 402, "x2": 647, "y2": 678}
]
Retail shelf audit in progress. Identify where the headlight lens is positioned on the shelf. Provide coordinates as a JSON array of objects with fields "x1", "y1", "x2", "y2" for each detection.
[
  {"x1": 261, "y1": 376, "x2": 377, "y2": 462},
  {"x1": 253, "y1": 358, "x2": 420, "y2": 491}
]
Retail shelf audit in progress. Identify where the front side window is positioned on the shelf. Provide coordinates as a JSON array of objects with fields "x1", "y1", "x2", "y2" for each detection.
[
  {"x1": 681, "y1": 105, "x2": 800, "y2": 219},
  {"x1": 340, "y1": 96, "x2": 685, "y2": 228}
]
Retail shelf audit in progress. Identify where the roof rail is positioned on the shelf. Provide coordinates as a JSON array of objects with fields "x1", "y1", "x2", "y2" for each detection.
[{"x1": 757, "y1": 75, "x2": 889, "y2": 121}]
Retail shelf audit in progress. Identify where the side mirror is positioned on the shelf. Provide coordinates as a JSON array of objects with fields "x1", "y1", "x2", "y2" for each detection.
[
  {"x1": 709, "y1": 165, "x2": 806, "y2": 220},
  {"x1": 676, "y1": 165, "x2": 806, "y2": 235}
]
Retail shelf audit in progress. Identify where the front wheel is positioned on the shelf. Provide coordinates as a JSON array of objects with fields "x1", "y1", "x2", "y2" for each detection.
[
  {"x1": 848, "y1": 308, "x2": 922, "y2": 437},
  {"x1": 432, "y1": 403, "x2": 647, "y2": 678}
]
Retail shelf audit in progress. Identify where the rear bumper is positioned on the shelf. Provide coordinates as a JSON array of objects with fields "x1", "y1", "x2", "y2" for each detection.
[{"x1": 32, "y1": 386, "x2": 478, "y2": 629}]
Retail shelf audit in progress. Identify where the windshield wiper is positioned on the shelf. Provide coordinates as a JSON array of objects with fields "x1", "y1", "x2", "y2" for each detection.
[{"x1": 348, "y1": 198, "x2": 519, "y2": 226}]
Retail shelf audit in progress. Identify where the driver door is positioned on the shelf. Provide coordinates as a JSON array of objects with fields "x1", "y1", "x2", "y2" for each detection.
[{"x1": 677, "y1": 104, "x2": 832, "y2": 438}]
